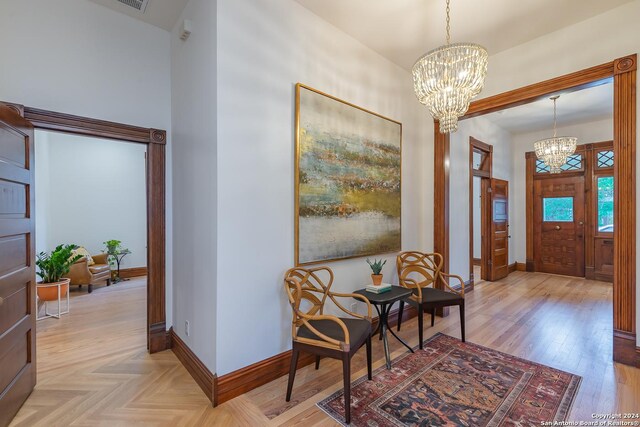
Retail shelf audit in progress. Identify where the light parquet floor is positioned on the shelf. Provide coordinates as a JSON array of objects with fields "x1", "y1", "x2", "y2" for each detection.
[{"x1": 11, "y1": 272, "x2": 640, "y2": 426}]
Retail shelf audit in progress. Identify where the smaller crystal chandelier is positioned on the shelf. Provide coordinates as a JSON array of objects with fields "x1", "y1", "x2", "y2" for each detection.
[
  {"x1": 412, "y1": 0, "x2": 488, "y2": 134},
  {"x1": 534, "y1": 96, "x2": 577, "y2": 174}
]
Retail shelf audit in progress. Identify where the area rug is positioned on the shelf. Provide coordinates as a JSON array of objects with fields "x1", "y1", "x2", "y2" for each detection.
[{"x1": 317, "y1": 333, "x2": 581, "y2": 426}]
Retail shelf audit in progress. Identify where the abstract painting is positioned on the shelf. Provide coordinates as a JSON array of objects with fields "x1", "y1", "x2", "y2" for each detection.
[{"x1": 295, "y1": 84, "x2": 401, "y2": 265}]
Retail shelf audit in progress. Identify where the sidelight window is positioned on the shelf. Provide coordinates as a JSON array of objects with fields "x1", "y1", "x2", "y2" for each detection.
[
  {"x1": 597, "y1": 176, "x2": 614, "y2": 232},
  {"x1": 543, "y1": 197, "x2": 574, "y2": 222}
]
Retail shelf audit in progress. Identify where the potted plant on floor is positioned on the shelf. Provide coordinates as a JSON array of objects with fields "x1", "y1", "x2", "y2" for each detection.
[
  {"x1": 367, "y1": 258, "x2": 387, "y2": 285},
  {"x1": 103, "y1": 239, "x2": 131, "y2": 283},
  {"x1": 36, "y1": 244, "x2": 83, "y2": 301}
]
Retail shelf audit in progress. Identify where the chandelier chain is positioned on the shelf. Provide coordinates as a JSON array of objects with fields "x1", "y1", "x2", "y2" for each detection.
[
  {"x1": 445, "y1": 0, "x2": 451, "y2": 45},
  {"x1": 553, "y1": 97, "x2": 557, "y2": 137}
]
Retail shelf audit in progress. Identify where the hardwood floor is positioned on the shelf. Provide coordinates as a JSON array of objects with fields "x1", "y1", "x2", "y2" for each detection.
[{"x1": 11, "y1": 272, "x2": 640, "y2": 426}]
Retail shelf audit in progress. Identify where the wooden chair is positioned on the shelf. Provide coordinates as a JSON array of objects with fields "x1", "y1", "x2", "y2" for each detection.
[
  {"x1": 284, "y1": 266, "x2": 372, "y2": 424},
  {"x1": 396, "y1": 251, "x2": 465, "y2": 348}
]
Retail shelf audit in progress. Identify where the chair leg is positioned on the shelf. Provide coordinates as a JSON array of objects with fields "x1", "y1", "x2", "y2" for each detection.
[
  {"x1": 431, "y1": 307, "x2": 436, "y2": 327},
  {"x1": 418, "y1": 305, "x2": 424, "y2": 350},
  {"x1": 460, "y1": 301, "x2": 466, "y2": 342},
  {"x1": 88, "y1": 284, "x2": 93, "y2": 293},
  {"x1": 397, "y1": 300, "x2": 405, "y2": 331},
  {"x1": 315, "y1": 355, "x2": 321, "y2": 370},
  {"x1": 286, "y1": 347, "x2": 300, "y2": 402},
  {"x1": 366, "y1": 336, "x2": 372, "y2": 380},
  {"x1": 107, "y1": 278, "x2": 111, "y2": 286},
  {"x1": 342, "y1": 353, "x2": 351, "y2": 424}
]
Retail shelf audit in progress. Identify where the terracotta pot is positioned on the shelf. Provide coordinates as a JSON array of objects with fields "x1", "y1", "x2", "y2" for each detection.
[
  {"x1": 37, "y1": 278, "x2": 70, "y2": 302},
  {"x1": 371, "y1": 274, "x2": 383, "y2": 286}
]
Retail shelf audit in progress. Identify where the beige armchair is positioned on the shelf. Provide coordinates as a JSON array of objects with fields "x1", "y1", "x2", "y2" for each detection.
[{"x1": 65, "y1": 253, "x2": 111, "y2": 293}]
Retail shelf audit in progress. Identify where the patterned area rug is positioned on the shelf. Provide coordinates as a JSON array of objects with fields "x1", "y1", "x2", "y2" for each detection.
[{"x1": 318, "y1": 333, "x2": 581, "y2": 426}]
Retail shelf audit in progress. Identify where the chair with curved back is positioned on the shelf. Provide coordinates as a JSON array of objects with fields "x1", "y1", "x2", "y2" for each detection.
[
  {"x1": 396, "y1": 251, "x2": 465, "y2": 348},
  {"x1": 284, "y1": 266, "x2": 372, "y2": 424}
]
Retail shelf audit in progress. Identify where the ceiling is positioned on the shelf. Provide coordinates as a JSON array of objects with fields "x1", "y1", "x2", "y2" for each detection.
[
  {"x1": 481, "y1": 82, "x2": 613, "y2": 134},
  {"x1": 294, "y1": 0, "x2": 632, "y2": 70},
  {"x1": 87, "y1": 0, "x2": 189, "y2": 31}
]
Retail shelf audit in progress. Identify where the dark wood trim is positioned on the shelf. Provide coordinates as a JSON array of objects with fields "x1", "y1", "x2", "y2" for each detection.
[
  {"x1": 469, "y1": 137, "x2": 493, "y2": 288},
  {"x1": 464, "y1": 62, "x2": 614, "y2": 119},
  {"x1": 434, "y1": 125, "x2": 450, "y2": 317},
  {"x1": 215, "y1": 305, "x2": 419, "y2": 405},
  {"x1": 170, "y1": 328, "x2": 217, "y2": 405},
  {"x1": 434, "y1": 54, "x2": 637, "y2": 366},
  {"x1": 508, "y1": 263, "x2": 517, "y2": 274},
  {"x1": 119, "y1": 267, "x2": 148, "y2": 279},
  {"x1": 613, "y1": 330, "x2": 637, "y2": 366},
  {"x1": 18, "y1": 105, "x2": 166, "y2": 144},
  {"x1": 0, "y1": 101, "x2": 169, "y2": 354},
  {"x1": 147, "y1": 143, "x2": 167, "y2": 353},
  {"x1": 472, "y1": 258, "x2": 481, "y2": 266},
  {"x1": 613, "y1": 55, "x2": 636, "y2": 338},
  {"x1": 516, "y1": 262, "x2": 526, "y2": 272},
  {"x1": 636, "y1": 346, "x2": 640, "y2": 368}
]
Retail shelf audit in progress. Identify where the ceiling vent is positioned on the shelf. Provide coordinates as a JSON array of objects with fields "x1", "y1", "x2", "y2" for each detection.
[{"x1": 116, "y1": 0, "x2": 149, "y2": 13}]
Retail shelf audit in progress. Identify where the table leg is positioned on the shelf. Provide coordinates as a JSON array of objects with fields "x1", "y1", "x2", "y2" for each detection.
[
  {"x1": 371, "y1": 304, "x2": 382, "y2": 338},
  {"x1": 380, "y1": 303, "x2": 391, "y2": 369},
  {"x1": 386, "y1": 305, "x2": 415, "y2": 354}
]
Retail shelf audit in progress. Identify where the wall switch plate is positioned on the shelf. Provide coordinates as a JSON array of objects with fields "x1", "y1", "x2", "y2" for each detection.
[{"x1": 185, "y1": 320, "x2": 190, "y2": 337}]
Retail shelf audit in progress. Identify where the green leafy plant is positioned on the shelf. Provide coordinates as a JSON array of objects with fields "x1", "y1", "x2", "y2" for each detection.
[
  {"x1": 366, "y1": 258, "x2": 387, "y2": 275},
  {"x1": 103, "y1": 239, "x2": 123, "y2": 255},
  {"x1": 36, "y1": 244, "x2": 83, "y2": 283}
]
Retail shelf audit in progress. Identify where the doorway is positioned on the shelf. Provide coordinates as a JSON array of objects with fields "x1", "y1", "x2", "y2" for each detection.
[
  {"x1": 468, "y1": 137, "x2": 492, "y2": 285},
  {"x1": 0, "y1": 103, "x2": 168, "y2": 425},
  {"x1": 434, "y1": 54, "x2": 636, "y2": 365}
]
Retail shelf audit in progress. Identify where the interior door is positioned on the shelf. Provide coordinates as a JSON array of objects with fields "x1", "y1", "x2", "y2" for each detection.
[
  {"x1": 485, "y1": 178, "x2": 509, "y2": 281},
  {"x1": 0, "y1": 105, "x2": 36, "y2": 426},
  {"x1": 534, "y1": 175, "x2": 585, "y2": 276}
]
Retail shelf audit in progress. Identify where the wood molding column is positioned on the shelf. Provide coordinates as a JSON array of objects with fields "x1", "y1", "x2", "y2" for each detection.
[
  {"x1": 433, "y1": 125, "x2": 450, "y2": 316},
  {"x1": 613, "y1": 54, "x2": 636, "y2": 364},
  {"x1": 147, "y1": 142, "x2": 167, "y2": 353},
  {"x1": 524, "y1": 152, "x2": 535, "y2": 271}
]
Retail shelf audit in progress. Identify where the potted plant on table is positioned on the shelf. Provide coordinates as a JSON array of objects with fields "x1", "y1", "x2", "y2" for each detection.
[
  {"x1": 367, "y1": 258, "x2": 387, "y2": 285},
  {"x1": 36, "y1": 244, "x2": 83, "y2": 301}
]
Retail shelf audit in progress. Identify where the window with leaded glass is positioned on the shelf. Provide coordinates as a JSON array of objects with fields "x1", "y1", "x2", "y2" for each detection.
[{"x1": 596, "y1": 150, "x2": 614, "y2": 168}]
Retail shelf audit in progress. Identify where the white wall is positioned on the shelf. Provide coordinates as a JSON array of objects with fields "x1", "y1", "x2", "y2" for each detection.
[
  {"x1": 215, "y1": 0, "x2": 432, "y2": 375},
  {"x1": 170, "y1": 0, "x2": 218, "y2": 370},
  {"x1": 510, "y1": 118, "x2": 613, "y2": 263},
  {"x1": 0, "y1": 0, "x2": 173, "y2": 326},
  {"x1": 449, "y1": 116, "x2": 514, "y2": 281},
  {"x1": 461, "y1": 0, "x2": 640, "y2": 343},
  {"x1": 35, "y1": 131, "x2": 147, "y2": 268}
]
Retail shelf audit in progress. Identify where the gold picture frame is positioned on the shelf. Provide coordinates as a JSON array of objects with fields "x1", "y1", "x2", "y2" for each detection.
[{"x1": 295, "y1": 83, "x2": 402, "y2": 265}]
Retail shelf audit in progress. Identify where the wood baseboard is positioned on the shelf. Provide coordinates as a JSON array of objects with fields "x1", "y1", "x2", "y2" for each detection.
[
  {"x1": 508, "y1": 262, "x2": 526, "y2": 273},
  {"x1": 637, "y1": 346, "x2": 640, "y2": 368},
  {"x1": 170, "y1": 328, "x2": 217, "y2": 405},
  {"x1": 149, "y1": 322, "x2": 169, "y2": 353},
  {"x1": 613, "y1": 329, "x2": 637, "y2": 366},
  {"x1": 472, "y1": 257, "x2": 481, "y2": 266},
  {"x1": 215, "y1": 304, "x2": 419, "y2": 405},
  {"x1": 119, "y1": 267, "x2": 147, "y2": 279}
]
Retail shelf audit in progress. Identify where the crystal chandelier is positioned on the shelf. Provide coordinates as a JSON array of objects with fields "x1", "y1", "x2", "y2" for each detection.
[
  {"x1": 412, "y1": 0, "x2": 488, "y2": 134},
  {"x1": 534, "y1": 96, "x2": 577, "y2": 174}
]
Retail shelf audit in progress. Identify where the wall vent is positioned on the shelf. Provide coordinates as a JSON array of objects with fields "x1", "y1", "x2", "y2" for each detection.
[{"x1": 116, "y1": 0, "x2": 149, "y2": 13}]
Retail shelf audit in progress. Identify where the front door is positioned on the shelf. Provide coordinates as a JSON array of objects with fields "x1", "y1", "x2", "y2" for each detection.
[
  {"x1": 0, "y1": 105, "x2": 36, "y2": 426},
  {"x1": 485, "y1": 178, "x2": 509, "y2": 281},
  {"x1": 534, "y1": 175, "x2": 585, "y2": 276}
]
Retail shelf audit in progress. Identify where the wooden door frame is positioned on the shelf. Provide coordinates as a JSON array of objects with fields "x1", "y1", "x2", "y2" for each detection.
[
  {"x1": 433, "y1": 54, "x2": 637, "y2": 366},
  {"x1": 1, "y1": 102, "x2": 169, "y2": 353},
  {"x1": 468, "y1": 137, "x2": 493, "y2": 288}
]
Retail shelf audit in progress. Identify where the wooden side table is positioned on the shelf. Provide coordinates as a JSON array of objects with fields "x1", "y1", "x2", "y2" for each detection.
[{"x1": 354, "y1": 286, "x2": 414, "y2": 369}]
